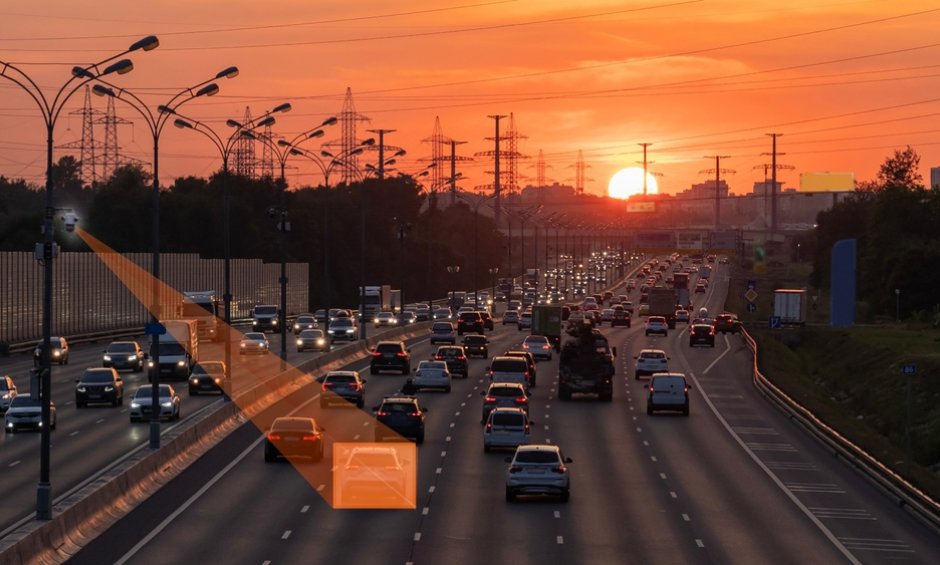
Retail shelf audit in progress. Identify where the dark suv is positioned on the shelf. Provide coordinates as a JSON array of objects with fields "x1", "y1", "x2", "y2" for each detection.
[
  {"x1": 370, "y1": 341, "x2": 411, "y2": 375},
  {"x1": 435, "y1": 345, "x2": 469, "y2": 379},
  {"x1": 479, "y1": 311, "x2": 495, "y2": 330},
  {"x1": 462, "y1": 334, "x2": 489, "y2": 358},
  {"x1": 457, "y1": 312, "x2": 484, "y2": 335},
  {"x1": 714, "y1": 313, "x2": 742, "y2": 334},
  {"x1": 75, "y1": 367, "x2": 124, "y2": 407},
  {"x1": 374, "y1": 395, "x2": 428, "y2": 444}
]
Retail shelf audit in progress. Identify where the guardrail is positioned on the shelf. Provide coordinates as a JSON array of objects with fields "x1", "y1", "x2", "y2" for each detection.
[{"x1": 742, "y1": 328, "x2": 940, "y2": 535}]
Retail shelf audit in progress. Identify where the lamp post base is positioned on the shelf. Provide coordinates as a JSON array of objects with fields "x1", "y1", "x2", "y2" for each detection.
[
  {"x1": 36, "y1": 482, "x2": 52, "y2": 520},
  {"x1": 150, "y1": 420, "x2": 161, "y2": 449}
]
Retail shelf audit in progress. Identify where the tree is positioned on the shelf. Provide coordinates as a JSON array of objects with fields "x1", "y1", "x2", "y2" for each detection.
[{"x1": 875, "y1": 145, "x2": 923, "y2": 190}]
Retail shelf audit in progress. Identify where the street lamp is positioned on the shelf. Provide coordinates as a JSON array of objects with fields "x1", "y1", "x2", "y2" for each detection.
[
  {"x1": 489, "y1": 267, "x2": 499, "y2": 308},
  {"x1": 92, "y1": 65, "x2": 237, "y2": 451},
  {"x1": 394, "y1": 218, "x2": 413, "y2": 313},
  {"x1": 446, "y1": 265, "x2": 461, "y2": 312},
  {"x1": 1, "y1": 34, "x2": 159, "y2": 520},
  {"x1": 172, "y1": 100, "x2": 288, "y2": 392}
]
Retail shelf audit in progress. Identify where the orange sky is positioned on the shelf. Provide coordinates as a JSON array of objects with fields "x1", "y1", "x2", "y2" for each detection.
[{"x1": 2, "y1": 0, "x2": 939, "y2": 197}]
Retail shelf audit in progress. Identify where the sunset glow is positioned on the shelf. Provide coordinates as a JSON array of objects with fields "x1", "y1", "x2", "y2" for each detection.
[{"x1": 608, "y1": 167, "x2": 658, "y2": 199}]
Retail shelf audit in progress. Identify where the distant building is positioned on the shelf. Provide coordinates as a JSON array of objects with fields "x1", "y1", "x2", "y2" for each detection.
[{"x1": 930, "y1": 166, "x2": 940, "y2": 190}]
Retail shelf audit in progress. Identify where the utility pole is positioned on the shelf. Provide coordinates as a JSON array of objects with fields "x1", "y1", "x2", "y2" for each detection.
[
  {"x1": 450, "y1": 139, "x2": 467, "y2": 204},
  {"x1": 367, "y1": 128, "x2": 395, "y2": 179},
  {"x1": 486, "y1": 115, "x2": 507, "y2": 227},
  {"x1": 767, "y1": 133, "x2": 782, "y2": 235},
  {"x1": 638, "y1": 142, "x2": 652, "y2": 196},
  {"x1": 701, "y1": 155, "x2": 733, "y2": 232}
]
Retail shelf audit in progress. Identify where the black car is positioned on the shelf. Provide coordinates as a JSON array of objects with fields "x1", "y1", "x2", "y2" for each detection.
[
  {"x1": 75, "y1": 367, "x2": 124, "y2": 407},
  {"x1": 457, "y1": 311, "x2": 484, "y2": 335},
  {"x1": 319, "y1": 370, "x2": 367, "y2": 408},
  {"x1": 462, "y1": 334, "x2": 489, "y2": 358},
  {"x1": 479, "y1": 311, "x2": 495, "y2": 331},
  {"x1": 33, "y1": 337, "x2": 69, "y2": 366},
  {"x1": 714, "y1": 313, "x2": 742, "y2": 334},
  {"x1": 374, "y1": 395, "x2": 427, "y2": 444},
  {"x1": 610, "y1": 309, "x2": 631, "y2": 327},
  {"x1": 689, "y1": 323, "x2": 716, "y2": 347},
  {"x1": 189, "y1": 361, "x2": 228, "y2": 395},
  {"x1": 264, "y1": 417, "x2": 325, "y2": 462},
  {"x1": 102, "y1": 340, "x2": 145, "y2": 372},
  {"x1": 370, "y1": 341, "x2": 411, "y2": 375},
  {"x1": 434, "y1": 345, "x2": 469, "y2": 378}
]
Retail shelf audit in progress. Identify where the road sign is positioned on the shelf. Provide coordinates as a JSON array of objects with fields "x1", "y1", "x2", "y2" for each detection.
[
  {"x1": 747, "y1": 279, "x2": 757, "y2": 291},
  {"x1": 746, "y1": 302, "x2": 757, "y2": 313},
  {"x1": 744, "y1": 289, "x2": 758, "y2": 303},
  {"x1": 902, "y1": 363, "x2": 916, "y2": 376},
  {"x1": 144, "y1": 322, "x2": 166, "y2": 336},
  {"x1": 769, "y1": 315, "x2": 782, "y2": 329}
]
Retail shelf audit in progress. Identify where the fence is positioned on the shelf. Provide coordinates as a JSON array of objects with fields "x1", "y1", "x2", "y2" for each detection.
[{"x1": 0, "y1": 252, "x2": 308, "y2": 346}]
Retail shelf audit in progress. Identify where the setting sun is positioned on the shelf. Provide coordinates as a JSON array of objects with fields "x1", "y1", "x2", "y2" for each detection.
[{"x1": 608, "y1": 167, "x2": 658, "y2": 200}]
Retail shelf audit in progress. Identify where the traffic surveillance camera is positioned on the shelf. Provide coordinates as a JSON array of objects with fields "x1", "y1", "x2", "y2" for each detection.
[{"x1": 62, "y1": 212, "x2": 79, "y2": 233}]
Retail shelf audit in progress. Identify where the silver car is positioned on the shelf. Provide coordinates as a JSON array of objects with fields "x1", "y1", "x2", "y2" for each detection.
[
  {"x1": 239, "y1": 332, "x2": 270, "y2": 355},
  {"x1": 129, "y1": 384, "x2": 181, "y2": 422},
  {"x1": 646, "y1": 373, "x2": 691, "y2": 416},
  {"x1": 483, "y1": 407, "x2": 531, "y2": 452},
  {"x1": 5, "y1": 395, "x2": 56, "y2": 432},
  {"x1": 411, "y1": 360, "x2": 452, "y2": 393},
  {"x1": 505, "y1": 444, "x2": 571, "y2": 502},
  {"x1": 429, "y1": 322, "x2": 456, "y2": 345},
  {"x1": 296, "y1": 329, "x2": 329, "y2": 352}
]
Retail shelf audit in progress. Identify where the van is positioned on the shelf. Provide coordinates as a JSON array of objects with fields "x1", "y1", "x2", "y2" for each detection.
[
  {"x1": 487, "y1": 356, "x2": 531, "y2": 391},
  {"x1": 483, "y1": 407, "x2": 531, "y2": 452}
]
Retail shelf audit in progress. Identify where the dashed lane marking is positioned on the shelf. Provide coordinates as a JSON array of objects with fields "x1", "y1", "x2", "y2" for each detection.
[
  {"x1": 670, "y1": 491, "x2": 677, "y2": 499},
  {"x1": 422, "y1": 507, "x2": 430, "y2": 515},
  {"x1": 281, "y1": 530, "x2": 291, "y2": 540},
  {"x1": 554, "y1": 511, "x2": 561, "y2": 518},
  {"x1": 556, "y1": 536, "x2": 564, "y2": 544},
  {"x1": 682, "y1": 513, "x2": 690, "y2": 521},
  {"x1": 695, "y1": 539, "x2": 704, "y2": 548},
  {"x1": 301, "y1": 505, "x2": 310, "y2": 513},
  {"x1": 659, "y1": 473, "x2": 667, "y2": 479},
  {"x1": 414, "y1": 532, "x2": 422, "y2": 541}
]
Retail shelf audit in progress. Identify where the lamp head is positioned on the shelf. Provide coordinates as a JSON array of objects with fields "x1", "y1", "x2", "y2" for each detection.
[
  {"x1": 272, "y1": 102, "x2": 292, "y2": 114},
  {"x1": 308, "y1": 129, "x2": 325, "y2": 139},
  {"x1": 195, "y1": 83, "x2": 219, "y2": 97},
  {"x1": 321, "y1": 116, "x2": 338, "y2": 126},
  {"x1": 174, "y1": 118, "x2": 194, "y2": 130},
  {"x1": 256, "y1": 116, "x2": 275, "y2": 128},
  {"x1": 361, "y1": 137, "x2": 376, "y2": 146},
  {"x1": 101, "y1": 59, "x2": 134, "y2": 76},
  {"x1": 226, "y1": 119, "x2": 243, "y2": 128},
  {"x1": 71, "y1": 66, "x2": 96, "y2": 79},
  {"x1": 130, "y1": 35, "x2": 160, "y2": 52},
  {"x1": 216, "y1": 66, "x2": 239, "y2": 79},
  {"x1": 92, "y1": 84, "x2": 115, "y2": 98}
]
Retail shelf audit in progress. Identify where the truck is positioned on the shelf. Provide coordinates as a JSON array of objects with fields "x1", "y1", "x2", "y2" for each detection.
[
  {"x1": 389, "y1": 289, "x2": 402, "y2": 314},
  {"x1": 179, "y1": 291, "x2": 222, "y2": 342},
  {"x1": 774, "y1": 289, "x2": 807, "y2": 325},
  {"x1": 557, "y1": 323, "x2": 616, "y2": 402},
  {"x1": 524, "y1": 268, "x2": 540, "y2": 289},
  {"x1": 672, "y1": 273, "x2": 692, "y2": 310},
  {"x1": 531, "y1": 304, "x2": 563, "y2": 352},
  {"x1": 359, "y1": 285, "x2": 391, "y2": 318},
  {"x1": 648, "y1": 287, "x2": 678, "y2": 328},
  {"x1": 149, "y1": 319, "x2": 198, "y2": 382},
  {"x1": 251, "y1": 304, "x2": 280, "y2": 333}
]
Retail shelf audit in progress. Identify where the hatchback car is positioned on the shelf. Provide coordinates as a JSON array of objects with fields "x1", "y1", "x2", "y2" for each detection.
[
  {"x1": 411, "y1": 360, "x2": 452, "y2": 393},
  {"x1": 434, "y1": 346, "x2": 469, "y2": 379},
  {"x1": 634, "y1": 349, "x2": 669, "y2": 380},
  {"x1": 488, "y1": 356, "x2": 532, "y2": 391},
  {"x1": 646, "y1": 373, "x2": 691, "y2": 416},
  {"x1": 33, "y1": 337, "x2": 69, "y2": 365},
  {"x1": 335, "y1": 446, "x2": 408, "y2": 506},
  {"x1": 600, "y1": 308, "x2": 615, "y2": 325},
  {"x1": 239, "y1": 332, "x2": 270, "y2": 355},
  {"x1": 481, "y1": 382, "x2": 530, "y2": 423},
  {"x1": 517, "y1": 310, "x2": 533, "y2": 330},
  {"x1": 296, "y1": 329, "x2": 329, "y2": 352},
  {"x1": 645, "y1": 316, "x2": 669, "y2": 337},
  {"x1": 505, "y1": 444, "x2": 572, "y2": 502},
  {"x1": 5, "y1": 395, "x2": 56, "y2": 432},
  {"x1": 189, "y1": 361, "x2": 228, "y2": 395},
  {"x1": 370, "y1": 341, "x2": 411, "y2": 375},
  {"x1": 502, "y1": 351, "x2": 537, "y2": 388},
  {"x1": 695, "y1": 282, "x2": 707, "y2": 294},
  {"x1": 292, "y1": 314, "x2": 319, "y2": 334},
  {"x1": 689, "y1": 323, "x2": 716, "y2": 347},
  {"x1": 129, "y1": 384, "x2": 181, "y2": 422},
  {"x1": 398, "y1": 310, "x2": 418, "y2": 325},
  {"x1": 432, "y1": 308, "x2": 452, "y2": 321},
  {"x1": 319, "y1": 370, "x2": 366, "y2": 408},
  {"x1": 461, "y1": 334, "x2": 489, "y2": 358},
  {"x1": 102, "y1": 341, "x2": 145, "y2": 372},
  {"x1": 483, "y1": 407, "x2": 531, "y2": 452},
  {"x1": 522, "y1": 335, "x2": 553, "y2": 361},
  {"x1": 374, "y1": 395, "x2": 428, "y2": 444},
  {"x1": 675, "y1": 309, "x2": 691, "y2": 324},
  {"x1": 264, "y1": 416, "x2": 325, "y2": 462},
  {"x1": 75, "y1": 367, "x2": 124, "y2": 407},
  {"x1": 0, "y1": 375, "x2": 17, "y2": 414},
  {"x1": 429, "y1": 321, "x2": 457, "y2": 345}
]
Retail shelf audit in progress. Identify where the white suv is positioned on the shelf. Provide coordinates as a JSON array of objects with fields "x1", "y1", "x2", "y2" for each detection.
[
  {"x1": 634, "y1": 348, "x2": 669, "y2": 380},
  {"x1": 483, "y1": 407, "x2": 531, "y2": 452},
  {"x1": 505, "y1": 444, "x2": 572, "y2": 502}
]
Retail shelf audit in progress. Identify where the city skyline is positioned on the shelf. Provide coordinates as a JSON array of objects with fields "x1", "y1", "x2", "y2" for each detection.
[{"x1": 1, "y1": 1, "x2": 939, "y2": 196}]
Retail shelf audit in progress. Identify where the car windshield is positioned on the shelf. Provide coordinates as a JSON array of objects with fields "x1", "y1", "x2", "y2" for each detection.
[
  {"x1": 331, "y1": 319, "x2": 353, "y2": 328},
  {"x1": 300, "y1": 330, "x2": 324, "y2": 338},
  {"x1": 296, "y1": 316, "x2": 315, "y2": 324},
  {"x1": 463, "y1": 336, "x2": 485, "y2": 344},
  {"x1": 244, "y1": 333, "x2": 266, "y2": 341},
  {"x1": 271, "y1": 418, "x2": 315, "y2": 432},
  {"x1": 107, "y1": 343, "x2": 137, "y2": 353},
  {"x1": 514, "y1": 450, "x2": 560, "y2": 464},
  {"x1": 157, "y1": 343, "x2": 186, "y2": 356},
  {"x1": 194, "y1": 363, "x2": 225, "y2": 376},
  {"x1": 381, "y1": 402, "x2": 417, "y2": 413},
  {"x1": 11, "y1": 396, "x2": 40, "y2": 408},
  {"x1": 82, "y1": 371, "x2": 115, "y2": 383},
  {"x1": 346, "y1": 451, "x2": 399, "y2": 468},
  {"x1": 136, "y1": 386, "x2": 172, "y2": 398},
  {"x1": 255, "y1": 306, "x2": 277, "y2": 316}
]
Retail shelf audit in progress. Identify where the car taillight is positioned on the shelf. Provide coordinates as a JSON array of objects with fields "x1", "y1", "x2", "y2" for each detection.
[
  {"x1": 267, "y1": 433, "x2": 281, "y2": 441},
  {"x1": 522, "y1": 343, "x2": 530, "y2": 349},
  {"x1": 376, "y1": 411, "x2": 389, "y2": 417},
  {"x1": 524, "y1": 423, "x2": 530, "y2": 431},
  {"x1": 321, "y1": 383, "x2": 331, "y2": 391},
  {"x1": 350, "y1": 383, "x2": 361, "y2": 391},
  {"x1": 371, "y1": 351, "x2": 381, "y2": 357},
  {"x1": 396, "y1": 352, "x2": 407, "y2": 358},
  {"x1": 485, "y1": 423, "x2": 492, "y2": 431},
  {"x1": 484, "y1": 396, "x2": 496, "y2": 403},
  {"x1": 409, "y1": 411, "x2": 421, "y2": 417},
  {"x1": 551, "y1": 465, "x2": 566, "y2": 474},
  {"x1": 514, "y1": 396, "x2": 527, "y2": 404},
  {"x1": 684, "y1": 386, "x2": 689, "y2": 392},
  {"x1": 302, "y1": 434, "x2": 319, "y2": 442},
  {"x1": 542, "y1": 344, "x2": 550, "y2": 350},
  {"x1": 434, "y1": 355, "x2": 443, "y2": 360},
  {"x1": 649, "y1": 386, "x2": 655, "y2": 393},
  {"x1": 457, "y1": 355, "x2": 467, "y2": 361}
]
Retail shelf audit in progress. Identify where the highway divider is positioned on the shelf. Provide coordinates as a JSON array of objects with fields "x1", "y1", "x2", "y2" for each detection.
[
  {"x1": 741, "y1": 328, "x2": 940, "y2": 535},
  {"x1": 0, "y1": 322, "x2": 432, "y2": 565}
]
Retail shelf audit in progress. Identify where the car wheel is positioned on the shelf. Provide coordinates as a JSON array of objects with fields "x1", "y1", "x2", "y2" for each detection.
[
  {"x1": 484, "y1": 444, "x2": 491, "y2": 453},
  {"x1": 559, "y1": 386, "x2": 572, "y2": 401},
  {"x1": 647, "y1": 405, "x2": 653, "y2": 415},
  {"x1": 402, "y1": 366, "x2": 410, "y2": 376},
  {"x1": 634, "y1": 372, "x2": 641, "y2": 380},
  {"x1": 415, "y1": 432, "x2": 425, "y2": 445},
  {"x1": 357, "y1": 398, "x2": 365, "y2": 409},
  {"x1": 314, "y1": 446, "x2": 324, "y2": 462},
  {"x1": 445, "y1": 386, "x2": 451, "y2": 393},
  {"x1": 76, "y1": 401, "x2": 84, "y2": 408},
  {"x1": 505, "y1": 487, "x2": 515, "y2": 502},
  {"x1": 112, "y1": 397, "x2": 120, "y2": 407},
  {"x1": 175, "y1": 408, "x2": 181, "y2": 421},
  {"x1": 560, "y1": 489, "x2": 570, "y2": 503},
  {"x1": 683, "y1": 404, "x2": 690, "y2": 416},
  {"x1": 190, "y1": 389, "x2": 199, "y2": 396},
  {"x1": 130, "y1": 417, "x2": 138, "y2": 423},
  {"x1": 50, "y1": 419, "x2": 56, "y2": 430}
]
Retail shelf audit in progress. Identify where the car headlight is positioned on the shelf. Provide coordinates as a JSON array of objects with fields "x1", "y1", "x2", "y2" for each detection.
[
  {"x1": 127, "y1": 355, "x2": 137, "y2": 361},
  {"x1": 296, "y1": 339, "x2": 303, "y2": 346},
  {"x1": 316, "y1": 339, "x2": 325, "y2": 345},
  {"x1": 148, "y1": 361, "x2": 155, "y2": 368},
  {"x1": 177, "y1": 360, "x2": 186, "y2": 367},
  {"x1": 214, "y1": 377, "x2": 222, "y2": 384},
  {"x1": 271, "y1": 319, "x2": 277, "y2": 325},
  {"x1": 252, "y1": 320, "x2": 258, "y2": 326},
  {"x1": 76, "y1": 386, "x2": 86, "y2": 393},
  {"x1": 52, "y1": 350, "x2": 61, "y2": 357},
  {"x1": 161, "y1": 400, "x2": 173, "y2": 407},
  {"x1": 293, "y1": 324, "x2": 300, "y2": 331},
  {"x1": 103, "y1": 355, "x2": 112, "y2": 362},
  {"x1": 240, "y1": 343, "x2": 247, "y2": 348},
  {"x1": 131, "y1": 402, "x2": 141, "y2": 409},
  {"x1": 190, "y1": 376, "x2": 198, "y2": 383}
]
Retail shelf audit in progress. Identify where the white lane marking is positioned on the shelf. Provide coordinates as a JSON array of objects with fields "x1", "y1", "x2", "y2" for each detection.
[
  {"x1": 353, "y1": 434, "x2": 360, "y2": 440},
  {"x1": 544, "y1": 425, "x2": 550, "y2": 431},
  {"x1": 422, "y1": 507, "x2": 429, "y2": 515},
  {"x1": 9, "y1": 461, "x2": 20, "y2": 468},
  {"x1": 455, "y1": 411, "x2": 460, "y2": 417},
  {"x1": 659, "y1": 473, "x2": 667, "y2": 480},
  {"x1": 636, "y1": 427, "x2": 642, "y2": 433},
  {"x1": 669, "y1": 491, "x2": 677, "y2": 499},
  {"x1": 785, "y1": 483, "x2": 845, "y2": 494},
  {"x1": 95, "y1": 418, "x2": 105, "y2": 424},
  {"x1": 282, "y1": 530, "x2": 291, "y2": 539},
  {"x1": 554, "y1": 511, "x2": 561, "y2": 518},
  {"x1": 467, "y1": 393, "x2": 473, "y2": 398},
  {"x1": 441, "y1": 451, "x2": 447, "y2": 457},
  {"x1": 301, "y1": 505, "x2": 310, "y2": 513},
  {"x1": 429, "y1": 486, "x2": 435, "y2": 493},
  {"x1": 69, "y1": 431, "x2": 80, "y2": 437},
  {"x1": 682, "y1": 513, "x2": 690, "y2": 521},
  {"x1": 556, "y1": 536, "x2": 564, "y2": 544},
  {"x1": 744, "y1": 442, "x2": 797, "y2": 453},
  {"x1": 414, "y1": 532, "x2": 422, "y2": 541},
  {"x1": 809, "y1": 507, "x2": 876, "y2": 521},
  {"x1": 461, "y1": 402, "x2": 466, "y2": 407},
  {"x1": 362, "y1": 421, "x2": 369, "y2": 427},
  {"x1": 650, "y1": 456, "x2": 657, "y2": 462},
  {"x1": 449, "y1": 422, "x2": 455, "y2": 428},
  {"x1": 643, "y1": 440, "x2": 649, "y2": 446},
  {"x1": 436, "y1": 467, "x2": 442, "y2": 474},
  {"x1": 446, "y1": 436, "x2": 452, "y2": 442},
  {"x1": 702, "y1": 340, "x2": 733, "y2": 375},
  {"x1": 317, "y1": 484, "x2": 325, "y2": 492},
  {"x1": 766, "y1": 461, "x2": 817, "y2": 471},
  {"x1": 546, "y1": 438, "x2": 552, "y2": 443},
  {"x1": 695, "y1": 539, "x2": 704, "y2": 548},
  {"x1": 837, "y1": 538, "x2": 913, "y2": 553}
]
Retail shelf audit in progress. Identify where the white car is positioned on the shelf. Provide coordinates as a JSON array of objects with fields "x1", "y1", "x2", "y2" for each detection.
[
  {"x1": 129, "y1": 384, "x2": 181, "y2": 422},
  {"x1": 634, "y1": 348, "x2": 669, "y2": 380},
  {"x1": 240, "y1": 332, "x2": 270, "y2": 355},
  {"x1": 5, "y1": 395, "x2": 56, "y2": 433},
  {"x1": 296, "y1": 329, "x2": 329, "y2": 352},
  {"x1": 335, "y1": 446, "x2": 408, "y2": 507},
  {"x1": 505, "y1": 444, "x2": 572, "y2": 502},
  {"x1": 483, "y1": 407, "x2": 531, "y2": 452},
  {"x1": 411, "y1": 360, "x2": 452, "y2": 393},
  {"x1": 644, "y1": 316, "x2": 668, "y2": 337}
]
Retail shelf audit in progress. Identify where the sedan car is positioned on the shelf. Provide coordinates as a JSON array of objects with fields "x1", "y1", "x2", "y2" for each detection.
[
  {"x1": 429, "y1": 322, "x2": 457, "y2": 345},
  {"x1": 373, "y1": 311, "x2": 398, "y2": 328},
  {"x1": 521, "y1": 335, "x2": 553, "y2": 361},
  {"x1": 129, "y1": 384, "x2": 181, "y2": 422},
  {"x1": 411, "y1": 360, "x2": 452, "y2": 393},
  {"x1": 434, "y1": 346, "x2": 469, "y2": 379},
  {"x1": 505, "y1": 444, "x2": 572, "y2": 502},
  {"x1": 695, "y1": 282, "x2": 707, "y2": 294},
  {"x1": 239, "y1": 332, "x2": 270, "y2": 355},
  {"x1": 264, "y1": 416, "x2": 325, "y2": 462},
  {"x1": 188, "y1": 361, "x2": 228, "y2": 395},
  {"x1": 5, "y1": 395, "x2": 56, "y2": 433},
  {"x1": 319, "y1": 370, "x2": 366, "y2": 408},
  {"x1": 292, "y1": 314, "x2": 319, "y2": 334},
  {"x1": 432, "y1": 308, "x2": 452, "y2": 321},
  {"x1": 398, "y1": 310, "x2": 418, "y2": 325},
  {"x1": 517, "y1": 310, "x2": 533, "y2": 330},
  {"x1": 296, "y1": 329, "x2": 329, "y2": 352},
  {"x1": 102, "y1": 340, "x2": 145, "y2": 372},
  {"x1": 714, "y1": 312, "x2": 742, "y2": 334},
  {"x1": 75, "y1": 367, "x2": 124, "y2": 407},
  {"x1": 646, "y1": 373, "x2": 691, "y2": 416},
  {"x1": 644, "y1": 316, "x2": 669, "y2": 337},
  {"x1": 689, "y1": 323, "x2": 716, "y2": 347},
  {"x1": 335, "y1": 446, "x2": 408, "y2": 507},
  {"x1": 675, "y1": 309, "x2": 691, "y2": 324},
  {"x1": 502, "y1": 310, "x2": 519, "y2": 325}
]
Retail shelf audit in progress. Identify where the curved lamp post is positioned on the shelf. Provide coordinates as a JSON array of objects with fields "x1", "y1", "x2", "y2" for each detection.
[
  {"x1": 1, "y1": 34, "x2": 159, "y2": 520},
  {"x1": 171, "y1": 101, "x2": 291, "y2": 387},
  {"x1": 91, "y1": 66, "x2": 238, "y2": 451}
]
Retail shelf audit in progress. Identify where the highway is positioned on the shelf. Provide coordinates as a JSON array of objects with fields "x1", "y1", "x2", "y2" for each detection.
[{"x1": 59, "y1": 264, "x2": 940, "y2": 564}]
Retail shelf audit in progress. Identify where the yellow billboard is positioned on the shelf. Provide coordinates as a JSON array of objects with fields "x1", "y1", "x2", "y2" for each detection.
[
  {"x1": 626, "y1": 201, "x2": 656, "y2": 213},
  {"x1": 800, "y1": 172, "x2": 855, "y2": 192}
]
